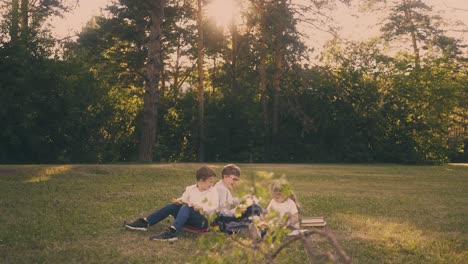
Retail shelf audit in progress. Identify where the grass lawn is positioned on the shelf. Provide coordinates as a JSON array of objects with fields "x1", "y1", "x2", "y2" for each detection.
[{"x1": 0, "y1": 163, "x2": 467, "y2": 263}]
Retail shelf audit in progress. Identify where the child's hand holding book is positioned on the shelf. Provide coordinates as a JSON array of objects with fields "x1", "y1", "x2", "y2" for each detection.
[{"x1": 172, "y1": 198, "x2": 185, "y2": 205}]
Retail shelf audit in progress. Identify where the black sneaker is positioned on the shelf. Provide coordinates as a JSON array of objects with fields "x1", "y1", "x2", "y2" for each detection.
[
  {"x1": 124, "y1": 218, "x2": 149, "y2": 231},
  {"x1": 150, "y1": 228, "x2": 179, "y2": 241}
]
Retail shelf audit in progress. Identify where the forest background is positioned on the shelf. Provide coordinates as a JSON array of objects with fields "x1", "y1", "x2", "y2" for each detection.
[{"x1": 1, "y1": 0, "x2": 467, "y2": 164}]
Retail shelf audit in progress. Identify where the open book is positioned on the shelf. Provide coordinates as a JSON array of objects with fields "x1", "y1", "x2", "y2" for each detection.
[{"x1": 300, "y1": 216, "x2": 326, "y2": 227}]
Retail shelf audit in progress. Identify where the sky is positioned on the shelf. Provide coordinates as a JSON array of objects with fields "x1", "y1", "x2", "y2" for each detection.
[
  {"x1": 52, "y1": 0, "x2": 468, "y2": 46},
  {"x1": 51, "y1": 0, "x2": 110, "y2": 38}
]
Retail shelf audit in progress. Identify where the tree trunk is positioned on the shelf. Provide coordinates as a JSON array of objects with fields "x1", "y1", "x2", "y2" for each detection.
[
  {"x1": 464, "y1": 89, "x2": 468, "y2": 162},
  {"x1": 138, "y1": 1, "x2": 164, "y2": 162},
  {"x1": 271, "y1": 0, "x2": 287, "y2": 136},
  {"x1": 19, "y1": 0, "x2": 28, "y2": 34},
  {"x1": 272, "y1": 46, "x2": 282, "y2": 136},
  {"x1": 10, "y1": 0, "x2": 20, "y2": 42},
  {"x1": 196, "y1": 0, "x2": 205, "y2": 162},
  {"x1": 410, "y1": 28, "x2": 420, "y2": 69},
  {"x1": 256, "y1": 0, "x2": 269, "y2": 132},
  {"x1": 228, "y1": 21, "x2": 239, "y2": 155},
  {"x1": 259, "y1": 35, "x2": 268, "y2": 131},
  {"x1": 403, "y1": 2, "x2": 420, "y2": 68},
  {"x1": 160, "y1": 60, "x2": 166, "y2": 98},
  {"x1": 230, "y1": 23, "x2": 238, "y2": 96},
  {"x1": 172, "y1": 42, "x2": 181, "y2": 94}
]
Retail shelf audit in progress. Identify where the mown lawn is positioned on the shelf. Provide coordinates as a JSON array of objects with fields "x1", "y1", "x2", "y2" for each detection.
[{"x1": 0, "y1": 163, "x2": 467, "y2": 263}]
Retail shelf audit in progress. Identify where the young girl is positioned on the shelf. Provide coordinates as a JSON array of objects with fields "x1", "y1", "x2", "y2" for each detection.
[{"x1": 266, "y1": 178, "x2": 300, "y2": 229}]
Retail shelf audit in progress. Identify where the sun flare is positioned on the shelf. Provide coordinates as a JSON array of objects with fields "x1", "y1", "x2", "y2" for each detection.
[{"x1": 206, "y1": 0, "x2": 241, "y2": 28}]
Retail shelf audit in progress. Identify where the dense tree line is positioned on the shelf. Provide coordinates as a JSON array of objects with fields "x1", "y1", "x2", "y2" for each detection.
[{"x1": 1, "y1": 0, "x2": 467, "y2": 164}]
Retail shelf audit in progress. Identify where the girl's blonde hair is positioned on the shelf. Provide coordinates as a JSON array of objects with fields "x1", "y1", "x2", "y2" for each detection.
[{"x1": 269, "y1": 177, "x2": 301, "y2": 211}]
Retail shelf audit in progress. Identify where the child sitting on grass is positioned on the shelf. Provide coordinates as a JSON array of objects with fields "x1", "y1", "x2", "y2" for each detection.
[
  {"x1": 266, "y1": 177, "x2": 300, "y2": 229},
  {"x1": 248, "y1": 177, "x2": 300, "y2": 241},
  {"x1": 124, "y1": 166, "x2": 219, "y2": 241},
  {"x1": 215, "y1": 164, "x2": 263, "y2": 227}
]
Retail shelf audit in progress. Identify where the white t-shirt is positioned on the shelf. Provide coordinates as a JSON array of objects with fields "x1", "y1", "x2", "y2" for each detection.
[
  {"x1": 180, "y1": 184, "x2": 219, "y2": 215},
  {"x1": 266, "y1": 198, "x2": 298, "y2": 218},
  {"x1": 215, "y1": 180, "x2": 237, "y2": 217}
]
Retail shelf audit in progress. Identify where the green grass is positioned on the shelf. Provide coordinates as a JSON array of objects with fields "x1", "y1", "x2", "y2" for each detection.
[{"x1": 0, "y1": 163, "x2": 467, "y2": 263}]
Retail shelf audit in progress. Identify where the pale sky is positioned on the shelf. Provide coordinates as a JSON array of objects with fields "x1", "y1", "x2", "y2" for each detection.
[
  {"x1": 52, "y1": 0, "x2": 468, "y2": 46},
  {"x1": 51, "y1": 0, "x2": 110, "y2": 38}
]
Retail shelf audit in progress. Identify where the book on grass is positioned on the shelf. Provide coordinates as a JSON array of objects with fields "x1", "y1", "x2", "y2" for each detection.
[
  {"x1": 301, "y1": 216, "x2": 325, "y2": 223},
  {"x1": 301, "y1": 221, "x2": 326, "y2": 227},
  {"x1": 300, "y1": 216, "x2": 326, "y2": 227}
]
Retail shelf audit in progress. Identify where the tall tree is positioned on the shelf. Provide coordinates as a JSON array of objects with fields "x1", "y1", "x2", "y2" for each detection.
[
  {"x1": 270, "y1": 0, "x2": 290, "y2": 136},
  {"x1": 381, "y1": 0, "x2": 441, "y2": 69},
  {"x1": 248, "y1": 0, "x2": 270, "y2": 132},
  {"x1": 163, "y1": 0, "x2": 196, "y2": 95},
  {"x1": 196, "y1": 0, "x2": 205, "y2": 161},
  {"x1": 7, "y1": 0, "x2": 20, "y2": 42},
  {"x1": 139, "y1": 0, "x2": 165, "y2": 162},
  {"x1": 1, "y1": 0, "x2": 67, "y2": 48}
]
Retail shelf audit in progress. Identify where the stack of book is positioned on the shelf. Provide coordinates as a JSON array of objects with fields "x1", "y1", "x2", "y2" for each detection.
[{"x1": 300, "y1": 216, "x2": 326, "y2": 227}]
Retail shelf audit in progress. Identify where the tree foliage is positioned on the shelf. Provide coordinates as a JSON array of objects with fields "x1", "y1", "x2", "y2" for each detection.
[{"x1": 0, "y1": 0, "x2": 467, "y2": 164}]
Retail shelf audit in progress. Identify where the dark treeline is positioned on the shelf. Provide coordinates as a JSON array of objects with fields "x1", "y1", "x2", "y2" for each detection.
[{"x1": 1, "y1": 0, "x2": 467, "y2": 164}]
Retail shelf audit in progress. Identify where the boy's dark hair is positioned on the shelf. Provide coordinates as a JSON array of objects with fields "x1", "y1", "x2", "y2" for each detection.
[
  {"x1": 196, "y1": 166, "x2": 217, "y2": 181},
  {"x1": 221, "y1": 164, "x2": 241, "y2": 178}
]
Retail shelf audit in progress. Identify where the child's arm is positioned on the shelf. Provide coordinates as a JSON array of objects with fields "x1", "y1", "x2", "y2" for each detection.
[
  {"x1": 192, "y1": 205, "x2": 204, "y2": 212},
  {"x1": 173, "y1": 197, "x2": 201, "y2": 211},
  {"x1": 217, "y1": 187, "x2": 233, "y2": 214},
  {"x1": 172, "y1": 198, "x2": 186, "y2": 205},
  {"x1": 287, "y1": 199, "x2": 300, "y2": 228},
  {"x1": 288, "y1": 212, "x2": 300, "y2": 228},
  {"x1": 173, "y1": 186, "x2": 191, "y2": 205}
]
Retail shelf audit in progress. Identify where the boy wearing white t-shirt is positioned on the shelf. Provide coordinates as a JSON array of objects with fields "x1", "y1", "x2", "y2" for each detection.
[
  {"x1": 215, "y1": 164, "x2": 263, "y2": 227},
  {"x1": 125, "y1": 166, "x2": 219, "y2": 241}
]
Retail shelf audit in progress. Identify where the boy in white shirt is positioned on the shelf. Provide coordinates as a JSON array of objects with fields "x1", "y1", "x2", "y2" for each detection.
[
  {"x1": 125, "y1": 166, "x2": 219, "y2": 241},
  {"x1": 215, "y1": 164, "x2": 263, "y2": 227}
]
